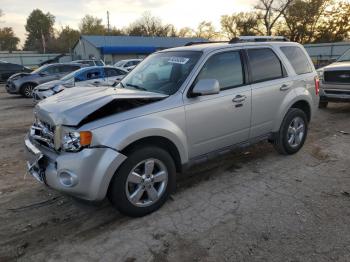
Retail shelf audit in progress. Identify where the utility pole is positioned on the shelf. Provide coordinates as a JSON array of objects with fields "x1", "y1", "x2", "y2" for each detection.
[{"x1": 107, "y1": 11, "x2": 110, "y2": 34}]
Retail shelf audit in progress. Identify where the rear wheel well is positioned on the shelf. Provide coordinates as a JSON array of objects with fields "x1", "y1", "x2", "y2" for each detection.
[
  {"x1": 121, "y1": 136, "x2": 182, "y2": 173},
  {"x1": 290, "y1": 100, "x2": 311, "y2": 122}
]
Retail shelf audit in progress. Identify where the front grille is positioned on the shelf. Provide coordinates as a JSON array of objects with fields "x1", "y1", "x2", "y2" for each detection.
[
  {"x1": 30, "y1": 118, "x2": 55, "y2": 149},
  {"x1": 324, "y1": 71, "x2": 350, "y2": 84},
  {"x1": 324, "y1": 90, "x2": 350, "y2": 96}
]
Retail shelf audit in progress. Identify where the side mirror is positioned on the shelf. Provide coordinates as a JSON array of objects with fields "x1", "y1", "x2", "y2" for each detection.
[{"x1": 192, "y1": 79, "x2": 220, "y2": 97}]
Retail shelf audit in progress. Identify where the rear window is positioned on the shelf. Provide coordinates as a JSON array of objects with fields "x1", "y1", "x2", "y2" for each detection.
[
  {"x1": 247, "y1": 48, "x2": 286, "y2": 83},
  {"x1": 280, "y1": 46, "x2": 313, "y2": 75}
]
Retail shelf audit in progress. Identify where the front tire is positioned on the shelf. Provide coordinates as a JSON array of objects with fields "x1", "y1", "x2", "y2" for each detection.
[
  {"x1": 273, "y1": 108, "x2": 308, "y2": 155},
  {"x1": 108, "y1": 146, "x2": 176, "y2": 217},
  {"x1": 21, "y1": 83, "x2": 36, "y2": 98}
]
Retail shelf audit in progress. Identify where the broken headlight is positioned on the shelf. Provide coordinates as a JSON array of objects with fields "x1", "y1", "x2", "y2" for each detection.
[{"x1": 61, "y1": 130, "x2": 92, "y2": 152}]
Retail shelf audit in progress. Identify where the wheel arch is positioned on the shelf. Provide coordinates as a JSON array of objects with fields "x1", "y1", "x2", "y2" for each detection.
[{"x1": 120, "y1": 136, "x2": 183, "y2": 173}]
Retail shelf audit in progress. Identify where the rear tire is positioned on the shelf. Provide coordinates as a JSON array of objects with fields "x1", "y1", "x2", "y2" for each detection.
[
  {"x1": 318, "y1": 101, "x2": 328, "y2": 108},
  {"x1": 108, "y1": 146, "x2": 176, "y2": 217},
  {"x1": 273, "y1": 108, "x2": 308, "y2": 155},
  {"x1": 21, "y1": 83, "x2": 36, "y2": 98}
]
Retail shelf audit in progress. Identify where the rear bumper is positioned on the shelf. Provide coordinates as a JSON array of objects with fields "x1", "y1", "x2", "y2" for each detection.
[{"x1": 24, "y1": 134, "x2": 127, "y2": 201}]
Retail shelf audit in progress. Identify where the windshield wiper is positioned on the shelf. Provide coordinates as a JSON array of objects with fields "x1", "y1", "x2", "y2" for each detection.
[{"x1": 125, "y1": 83, "x2": 147, "y2": 91}]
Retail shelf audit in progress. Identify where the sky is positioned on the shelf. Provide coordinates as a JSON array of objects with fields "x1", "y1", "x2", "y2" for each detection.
[{"x1": 0, "y1": 0, "x2": 257, "y2": 47}]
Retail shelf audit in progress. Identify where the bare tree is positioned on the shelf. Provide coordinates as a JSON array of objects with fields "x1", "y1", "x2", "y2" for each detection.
[{"x1": 255, "y1": 0, "x2": 295, "y2": 35}]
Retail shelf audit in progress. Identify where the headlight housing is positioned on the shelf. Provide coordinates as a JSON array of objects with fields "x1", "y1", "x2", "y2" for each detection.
[
  {"x1": 317, "y1": 69, "x2": 324, "y2": 80},
  {"x1": 61, "y1": 130, "x2": 92, "y2": 152}
]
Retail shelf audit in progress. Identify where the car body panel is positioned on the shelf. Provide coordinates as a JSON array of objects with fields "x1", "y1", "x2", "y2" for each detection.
[{"x1": 25, "y1": 41, "x2": 318, "y2": 201}]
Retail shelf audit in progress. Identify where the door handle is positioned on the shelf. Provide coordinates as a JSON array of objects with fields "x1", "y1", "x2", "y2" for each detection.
[
  {"x1": 280, "y1": 84, "x2": 290, "y2": 91},
  {"x1": 232, "y1": 95, "x2": 247, "y2": 103}
]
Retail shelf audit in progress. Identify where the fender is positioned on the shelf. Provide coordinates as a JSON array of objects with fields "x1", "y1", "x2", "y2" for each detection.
[
  {"x1": 91, "y1": 113, "x2": 189, "y2": 164},
  {"x1": 272, "y1": 86, "x2": 313, "y2": 132}
]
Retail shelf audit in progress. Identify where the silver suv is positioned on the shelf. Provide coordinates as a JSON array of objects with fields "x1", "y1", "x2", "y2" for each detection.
[{"x1": 25, "y1": 37, "x2": 319, "y2": 217}]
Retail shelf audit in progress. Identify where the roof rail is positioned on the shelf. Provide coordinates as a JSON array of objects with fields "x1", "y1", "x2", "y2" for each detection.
[
  {"x1": 229, "y1": 36, "x2": 290, "y2": 44},
  {"x1": 185, "y1": 41, "x2": 228, "y2": 46}
]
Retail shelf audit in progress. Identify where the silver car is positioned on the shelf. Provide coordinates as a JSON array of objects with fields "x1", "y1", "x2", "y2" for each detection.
[
  {"x1": 317, "y1": 48, "x2": 350, "y2": 108},
  {"x1": 5, "y1": 63, "x2": 85, "y2": 98},
  {"x1": 25, "y1": 37, "x2": 319, "y2": 217}
]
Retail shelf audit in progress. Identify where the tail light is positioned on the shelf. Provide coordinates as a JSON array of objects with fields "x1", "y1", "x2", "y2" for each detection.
[{"x1": 314, "y1": 76, "x2": 320, "y2": 96}]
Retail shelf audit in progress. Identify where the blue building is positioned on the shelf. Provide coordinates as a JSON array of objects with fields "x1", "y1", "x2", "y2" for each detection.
[{"x1": 73, "y1": 35, "x2": 207, "y2": 64}]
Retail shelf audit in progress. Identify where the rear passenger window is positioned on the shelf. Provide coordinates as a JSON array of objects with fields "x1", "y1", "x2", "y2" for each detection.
[
  {"x1": 247, "y1": 48, "x2": 286, "y2": 83},
  {"x1": 280, "y1": 46, "x2": 313, "y2": 75},
  {"x1": 196, "y1": 51, "x2": 244, "y2": 90}
]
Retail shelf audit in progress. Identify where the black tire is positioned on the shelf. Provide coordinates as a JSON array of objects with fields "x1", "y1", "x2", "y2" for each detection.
[
  {"x1": 273, "y1": 108, "x2": 308, "y2": 155},
  {"x1": 318, "y1": 101, "x2": 328, "y2": 109},
  {"x1": 108, "y1": 146, "x2": 176, "y2": 217},
  {"x1": 20, "y1": 83, "x2": 36, "y2": 98}
]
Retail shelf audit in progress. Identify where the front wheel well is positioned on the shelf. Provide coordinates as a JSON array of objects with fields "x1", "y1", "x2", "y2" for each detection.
[
  {"x1": 20, "y1": 82, "x2": 37, "y2": 90},
  {"x1": 120, "y1": 136, "x2": 183, "y2": 173},
  {"x1": 290, "y1": 100, "x2": 311, "y2": 122}
]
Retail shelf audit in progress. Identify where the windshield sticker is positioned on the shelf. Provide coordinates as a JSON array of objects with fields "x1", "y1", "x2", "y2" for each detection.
[{"x1": 168, "y1": 57, "x2": 190, "y2": 64}]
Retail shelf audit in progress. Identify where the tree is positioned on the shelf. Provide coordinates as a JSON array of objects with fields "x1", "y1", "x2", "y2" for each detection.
[
  {"x1": 255, "y1": 0, "x2": 294, "y2": 35},
  {"x1": 314, "y1": 1, "x2": 350, "y2": 43},
  {"x1": 178, "y1": 27, "x2": 194, "y2": 37},
  {"x1": 195, "y1": 21, "x2": 217, "y2": 39},
  {"x1": 79, "y1": 15, "x2": 106, "y2": 35},
  {"x1": 126, "y1": 12, "x2": 175, "y2": 37},
  {"x1": 0, "y1": 27, "x2": 20, "y2": 51},
  {"x1": 50, "y1": 26, "x2": 80, "y2": 53},
  {"x1": 24, "y1": 9, "x2": 55, "y2": 52},
  {"x1": 281, "y1": 0, "x2": 329, "y2": 43},
  {"x1": 221, "y1": 12, "x2": 262, "y2": 39}
]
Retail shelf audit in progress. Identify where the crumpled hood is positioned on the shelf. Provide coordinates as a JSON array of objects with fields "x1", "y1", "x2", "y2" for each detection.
[
  {"x1": 36, "y1": 80, "x2": 62, "y2": 91},
  {"x1": 323, "y1": 61, "x2": 350, "y2": 71},
  {"x1": 35, "y1": 86, "x2": 168, "y2": 126}
]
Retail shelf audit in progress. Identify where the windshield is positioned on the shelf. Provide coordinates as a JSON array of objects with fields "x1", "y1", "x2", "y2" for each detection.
[
  {"x1": 337, "y1": 49, "x2": 350, "y2": 62},
  {"x1": 32, "y1": 65, "x2": 50, "y2": 74},
  {"x1": 60, "y1": 70, "x2": 79, "y2": 81},
  {"x1": 115, "y1": 61, "x2": 125, "y2": 67},
  {"x1": 119, "y1": 51, "x2": 202, "y2": 95}
]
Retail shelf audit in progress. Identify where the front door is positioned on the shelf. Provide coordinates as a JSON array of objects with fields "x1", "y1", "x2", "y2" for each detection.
[{"x1": 184, "y1": 50, "x2": 251, "y2": 158}]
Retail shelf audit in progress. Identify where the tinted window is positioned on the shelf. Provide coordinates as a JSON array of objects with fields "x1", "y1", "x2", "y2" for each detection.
[
  {"x1": 59, "y1": 65, "x2": 80, "y2": 73},
  {"x1": 196, "y1": 51, "x2": 244, "y2": 90},
  {"x1": 280, "y1": 46, "x2": 313, "y2": 75},
  {"x1": 247, "y1": 48, "x2": 285, "y2": 83},
  {"x1": 95, "y1": 60, "x2": 104, "y2": 66},
  {"x1": 86, "y1": 69, "x2": 102, "y2": 80},
  {"x1": 125, "y1": 61, "x2": 133, "y2": 67},
  {"x1": 104, "y1": 68, "x2": 123, "y2": 77}
]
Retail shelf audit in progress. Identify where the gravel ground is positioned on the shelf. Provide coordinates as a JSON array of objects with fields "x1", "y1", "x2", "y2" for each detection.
[{"x1": 0, "y1": 86, "x2": 349, "y2": 262}]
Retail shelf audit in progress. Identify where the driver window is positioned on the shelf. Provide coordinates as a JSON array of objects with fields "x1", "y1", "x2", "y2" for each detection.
[
  {"x1": 196, "y1": 51, "x2": 244, "y2": 90},
  {"x1": 86, "y1": 69, "x2": 102, "y2": 80}
]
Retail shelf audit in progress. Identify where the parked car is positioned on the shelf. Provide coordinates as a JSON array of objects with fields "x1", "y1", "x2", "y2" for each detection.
[
  {"x1": 71, "y1": 59, "x2": 105, "y2": 66},
  {"x1": 0, "y1": 62, "x2": 32, "y2": 82},
  {"x1": 114, "y1": 59, "x2": 142, "y2": 71},
  {"x1": 5, "y1": 63, "x2": 85, "y2": 98},
  {"x1": 25, "y1": 37, "x2": 319, "y2": 217},
  {"x1": 33, "y1": 66, "x2": 128, "y2": 101},
  {"x1": 317, "y1": 48, "x2": 350, "y2": 108}
]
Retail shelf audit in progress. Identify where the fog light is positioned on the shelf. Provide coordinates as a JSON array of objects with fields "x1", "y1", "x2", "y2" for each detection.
[{"x1": 58, "y1": 171, "x2": 78, "y2": 187}]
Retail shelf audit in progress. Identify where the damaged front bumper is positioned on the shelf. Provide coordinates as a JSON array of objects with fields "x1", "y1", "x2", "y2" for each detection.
[{"x1": 24, "y1": 134, "x2": 127, "y2": 201}]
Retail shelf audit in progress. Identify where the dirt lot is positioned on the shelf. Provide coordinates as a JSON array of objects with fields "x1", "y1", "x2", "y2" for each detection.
[{"x1": 0, "y1": 85, "x2": 349, "y2": 262}]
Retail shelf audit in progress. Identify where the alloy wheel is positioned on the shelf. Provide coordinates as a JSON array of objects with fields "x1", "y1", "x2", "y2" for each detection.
[{"x1": 125, "y1": 158, "x2": 168, "y2": 207}]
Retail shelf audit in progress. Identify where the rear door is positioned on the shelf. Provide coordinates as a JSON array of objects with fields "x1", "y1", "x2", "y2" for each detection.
[
  {"x1": 184, "y1": 50, "x2": 252, "y2": 158},
  {"x1": 246, "y1": 47, "x2": 292, "y2": 138}
]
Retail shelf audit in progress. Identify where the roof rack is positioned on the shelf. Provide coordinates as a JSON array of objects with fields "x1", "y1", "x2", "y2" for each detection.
[
  {"x1": 229, "y1": 36, "x2": 290, "y2": 43},
  {"x1": 185, "y1": 41, "x2": 228, "y2": 46}
]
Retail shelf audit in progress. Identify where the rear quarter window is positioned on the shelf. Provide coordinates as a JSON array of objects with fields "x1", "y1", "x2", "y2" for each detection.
[
  {"x1": 280, "y1": 46, "x2": 313, "y2": 75},
  {"x1": 247, "y1": 48, "x2": 286, "y2": 83}
]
